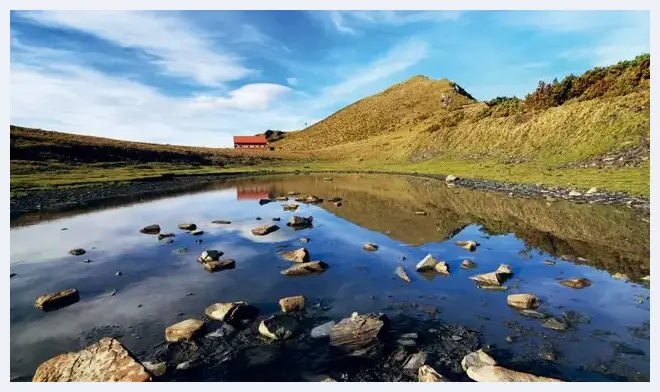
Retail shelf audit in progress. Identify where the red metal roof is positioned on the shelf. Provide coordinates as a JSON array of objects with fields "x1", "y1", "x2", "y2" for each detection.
[{"x1": 233, "y1": 136, "x2": 268, "y2": 144}]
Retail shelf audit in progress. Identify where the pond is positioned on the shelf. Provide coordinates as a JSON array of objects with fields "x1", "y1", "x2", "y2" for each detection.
[{"x1": 9, "y1": 173, "x2": 650, "y2": 382}]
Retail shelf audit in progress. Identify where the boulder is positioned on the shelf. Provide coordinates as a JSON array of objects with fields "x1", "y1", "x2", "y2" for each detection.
[
  {"x1": 363, "y1": 243, "x2": 379, "y2": 251},
  {"x1": 395, "y1": 266, "x2": 411, "y2": 283},
  {"x1": 198, "y1": 250, "x2": 223, "y2": 263},
  {"x1": 455, "y1": 240, "x2": 478, "y2": 251},
  {"x1": 415, "y1": 254, "x2": 438, "y2": 272},
  {"x1": 205, "y1": 302, "x2": 259, "y2": 324},
  {"x1": 35, "y1": 289, "x2": 80, "y2": 311},
  {"x1": 258, "y1": 315, "x2": 299, "y2": 340},
  {"x1": 32, "y1": 338, "x2": 151, "y2": 382},
  {"x1": 69, "y1": 248, "x2": 86, "y2": 256},
  {"x1": 178, "y1": 223, "x2": 197, "y2": 231},
  {"x1": 434, "y1": 261, "x2": 450, "y2": 275},
  {"x1": 461, "y1": 259, "x2": 477, "y2": 269},
  {"x1": 560, "y1": 277, "x2": 593, "y2": 289},
  {"x1": 190, "y1": 229, "x2": 204, "y2": 236},
  {"x1": 280, "y1": 248, "x2": 310, "y2": 263},
  {"x1": 140, "y1": 224, "x2": 161, "y2": 235},
  {"x1": 251, "y1": 224, "x2": 280, "y2": 236},
  {"x1": 281, "y1": 261, "x2": 329, "y2": 276},
  {"x1": 467, "y1": 365, "x2": 562, "y2": 382},
  {"x1": 202, "y1": 259, "x2": 235, "y2": 272},
  {"x1": 157, "y1": 233, "x2": 175, "y2": 241},
  {"x1": 418, "y1": 364, "x2": 448, "y2": 382},
  {"x1": 330, "y1": 313, "x2": 388, "y2": 358},
  {"x1": 143, "y1": 361, "x2": 166, "y2": 377},
  {"x1": 287, "y1": 216, "x2": 313, "y2": 228},
  {"x1": 403, "y1": 352, "x2": 428, "y2": 375},
  {"x1": 446, "y1": 174, "x2": 458, "y2": 182},
  {"x1": 211, "y1": 220, "x2": 231, "y2": 224},
  {"x1": 279, "y1": 295, "x2": 305, "y2": 312},
  {"x1": 507, "y1": 294, "x2": 540, "y2": 310},
  {"x1": 283, "y1": 203, "x2": 299, "y2": 211},
  {"x1": 165, "y1": 319, "x2": 205, "y2": 342},
  {"x1": 414, "y1": 211, "x2": 427, "y2": 216},
  {"x1": 461, "y1": 349, "x2": 497, "y2": 372},
  {"x1": 311, "y1": 321, "x2": 336, "y2": 338}
]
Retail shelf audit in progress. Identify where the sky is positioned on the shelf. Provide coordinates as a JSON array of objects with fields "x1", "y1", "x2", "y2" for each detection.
[{"x1": 10, "y1": 10, "x2": 650, "y2": 147}]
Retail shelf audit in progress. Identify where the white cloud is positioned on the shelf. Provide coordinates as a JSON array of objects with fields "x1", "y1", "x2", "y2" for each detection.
[
  {"x1": 323, "y1": 11, "x2": 461, "y2": 34},
  {"x1": 286, "y1": 77, "x2": 298, "y2": 86},
  {"x1": 16, "y1": 10, "x2": 254, "y2": 86},
  {"x1": 190, "y1": 83, "x2": 293, "y2": 111},
  {"x1": 328, "y1": 11, "x2": 356, "y2": 35},
  {"x1": 233, "y1": 24, "x2": 270, "y2": 45}
]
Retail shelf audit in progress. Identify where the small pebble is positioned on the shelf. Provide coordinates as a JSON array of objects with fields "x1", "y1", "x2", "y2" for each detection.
[{"x1": 115, "y1": 271, "x2": 122, "y2": 276}]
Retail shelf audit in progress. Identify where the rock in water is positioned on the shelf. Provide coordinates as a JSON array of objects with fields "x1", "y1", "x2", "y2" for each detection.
[
  {"x1": 403, "y1": 352, "x2": 428, "y2": 375},
  {"x1": 287, "y1": 216, "x2": 313, "y2": 228},
  {"x1": 418, "y1": 365, "x2": 448, "y2": 382},
  {"x1": 178, "y1": 223, "x2": 197, "y2": 231},
  {"x1": 157, "y1": 233, "x2": 175, "y2": 241},
  {"x1": 395, "y1": 266, "x2": 411, "y2": 282},
  {"x1": 140, "y1": 224, "x2": 161, "y2": 235},
  {"x1": 299, "y1": 237, "x2": 310, "y2": 243},
  {"x1": 461, "y1": 259, "x2": 477, "y2": 269},
  {"x1": 455, "y1": 240, "x2": 478, "y2": 251},
  {"x1": 279, "y1": 295, "x2": 305, "y2": 312},
  {"x1": 198, "y1": 250, "x2": 223, "y2": 263},
  {"x1": 467, "y1": 365, "x2": 563, "y2": 382},
  {"x1": 205, "y1": 302, "x2": 259, "y2": 324},
  {"x1": 202, "y1": 259, "x2": 235, "y2": 272},
  {"x1": 612, "y1": 272, "x2": 630, "y2": 281},
  {"x1": 311, "y1": 321, "x2": 336, "y2": 338},
  {"x1": 560, "y1": 277, "x2": 593, "y2": 289},
  {"x1": 251, "y1": 224, "x2": 280, "y2": 236},
  {"x1": 165, "y1": 319, "x2": 205, "y2": 342},
  {"x1": 276, "y1": 196, "x2": 289, "y2": 201},
  {"x1": 434, "y1": 261, "x2": 450, "y2": 275},
  {"x1": 258, "y1": 315, "x2": 298, "y2": 340},
  {"x1": 280, "y1": 248, "x2": 310, "y2": 262},
  {"x1": 211, "y1": 220, "x2": 231, "y2": 224},
  {"x1": 281, "y1": 261, "x2": 329, "y2": 276},
  {"x1": 363, "y1": 243, "x2": 379, "y2": 251},
  {"x1": 496, "y1": 264, "x2": 513, "y2": 275},
  {"x1": 330, "y1": 313, "x2": 388, "y2": 358},
  {"x1": 259, "y1": 199, "x2": 272, "y2": 205},
  {"x1": 415, "y1": 254, "x2": 438, "y2": 272},
  {"x1": 283, "y1": 203, "x2": 299, "y2": 211},
  {"x1": 507, "y1": 294, "x2": 540, "y2": 310},
  {"x1": 143, "y1": 361, "x2": 167, "y2": 377},
  {"x1": 190, "y1": 229, "x2": 204, "y2": 236},
  {"x1": 470, "y1": 271, "x2": 508, "y2": 286},
  {"x1": 34, "y1": 289, "x2": 80, "y2": 311},
  {"x1": 69, "y1": 248, "x2": 86, "y2": 256},
  {"x1": 298, "y1": 195, "x2": 322, "y2": 204},
  {"x1": 519, "y1": 309, "x2": 548, "y2": 319},
  {"x1": 445, "y1": 174, "x2": 457, "y2": 182},
  {"x1": 32, "y1": 338, "x2": 151, "y2": 382},
  {"x1": 287, "y1": 191, "x2": 299, "y2": 196},
  {"x1": 542, "y1": 318, "x2": 569, "y2": 331}
]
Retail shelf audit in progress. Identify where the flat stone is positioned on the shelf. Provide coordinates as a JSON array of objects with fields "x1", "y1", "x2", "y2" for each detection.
[
  {"x1": 467, "y1": 365, "x2": 562, "y2": 382},
  {"x1": 202, "y1": 259, "x2": 235, "y2": 272},
  {"x1": 178, "y1": 223, "x2": 197, "y2": 231},
  {"x1": 279, "y1": 295, "x2": 305, "y2": 312},
  {"x1": 461, "y1": 259, "x2": 477, "y2": 269},
  {"x1": 205, "y1": 302, "x2": 259, "y2": 324},
  {"x1": 165, "y1": 319, "x2": 205, "y2": 342},
  {"x1": 276, "y1": 196, "x2": 289, "y2": 201},
  {"x1": 280, "y1": 248, "x2": 310, "y2": 263},
  {"x1": 395, "y1": 266, "x2": 411, "y2": 282},
  {"x1": 363, "y1": 243, "x2": 379, "y2": 251},
  {"x1": 35, "y1": 289, "x2": 80, "y2": 311},
  {"x1": 282, "y1": 203, "x2": 299, "y2": 211},
  {"x1": 415, "y1": 254, "x2": 438, "y2": 272},
  {"x1": 190, "y1": 229, "x2": 204, "y2": 236},
  {"x1": 251, "y1": 224, "x2": 280, "y2": 236},
  {"x1": 143, "y1": 361, "x2": 166, "y2": 377},
  {"x1": 477, "y1": 284, "x2": 508, "y2": 291},
  {"x1": 311, "y1": 321, "x2": 336, "y2": 339},
  {"x1": 568, "y1": 190, "x2": 583, "y2": 197},
  {"x1": 330, "y1": 313, "x2": 388, "y2": 358},
  {"x1": 560, "y1": 277, "x2": 593, "y2": 289},
  {"x1": 205, "y1": 323, "x2": 236, "y2": 339},
  {"x1": 586, "y1": 187, "x2": 598, "y2": 195},
  {"x1": 176, "y1": 362, "x2": 192, "y2": 371},
  {"x1": 455, "y1": 240, "x2": 478, "y2": 251},
  {"x1": 258, "y1": 315, "x2": 298, "y2": 340},
  {"x1": 470, "y1": 271, "x2": 508, "y2": 286},
  {"x1": 418, "y1": 364, "x2": 449, "y2": 382},
  {"x1": 32, "y1": 338, "x2": 151, "y2": 382},
  {"x1": 414, "y1": 211, "x2": 427, "y2": 216},
  {"x1": 198, "y1": 250, "x2": 223, "y2": 263},
  {"x1": 507, "y1": 294, "x2": 540, "y2": 310},
  {"x1": 519, "y1": 309, "x2": 548, "y2": 319},
  {"x1": 403, "y1": 352, "x2": 428, "y2": 374},
  {"x1": 544, "y1": 259, "x2": 556, "y2": 265},
  {"x1": 542, "y1": 318, "x2": 569, "y2": 331},
  {"x1": 280, "y1": 261, "x2": 329, "y2": 276},
  {"x1": 69, "y1": 248, "x2": 86, "y2": 256},
  {"x1": 211, "y1": 220, "x2": 231, "y2": 224},
  {"x1": 140, "y1": 224, "x2": 161, "y2": 235}
]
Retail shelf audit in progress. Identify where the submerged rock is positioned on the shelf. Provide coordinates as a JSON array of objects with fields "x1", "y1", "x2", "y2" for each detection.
[
  {"x1": 287, "y1": 216, "x2": 313, "y2": 228},
  {"x1": 173, "y1": 247, "x2": 188, "y2": 255},
  {"x1": 202, "y1": 259, "x2": 235, "y2": 272},
  {"x1": 35, "y1": 288, "x2": 80, "y2": 311},
  {"x1": 455, "y1": 240, "x2": 478, "y2": 251},
  {"x1": 560, "y1": 277, "x2": 593, "y2": 289},
  {"x1": 542, "y1": 318, "x2": 569, "y2": 331},
  {"x1": 363, "y1": 243, "x2": 379, "y2": 251},
  {"x1": 279, "y1": 295, "x2": 305, "y2": 312},
  {"x1": 330, "y1": 313, "x2": 388, "y2": 358},
  {"x1": 165, "y1": 319, "x2": 205, "y2": 342},
  {"x1": 178, "y1": 223, "x2": 197, "y2": 231},
  {"x1": 140, "y1": 224, "x2": 161, "y2": 235},
  {"x1": 69, "y1": 248, "x2": 86, "y2": 256},
  {"x1": 205, "y1": 302, "x2": 259, "y2": 324},
  {"x1": 415, "y1": 254, "x2": 438, "y2": 272},
  {"x1": 461, "y1": 259, "x2": 477, "y2": 269},
  {"x1": 507, "y1": 294, "x2": 540, "y2": 310},
  {"x1": 198, "y1": 250, "x2": 223, "y2": 263},
  {"x1": 211, "y1": 220, "x2": 231, "y2": 224},
  {"x1": 280, "y1": 261, "x2": 329, "y2": 276},
  {"x1": 519, "y1": 309, "x2": 548, "y2": 319},
  {"x1": 280, "y1": 248, "x2": 310, "y2": 263},
  {"x1": 32, "y1": 338, "x2": 151, "y2": 382},
  {"x1": 395, "y1": 266, "x2": 411, "y2": 283},
  {"x1": 258, "y1": 315, "x2": 299, "y2": 340},
  {"x1": 418, "y1": 365, "x2": 448, "y2": 382},
  {"x1": 251, "y1": 224, "x2": 280, "y2": 236},
  {"x1": 282, "y1": 203, "x2": 299, "y2": 211},
  {"x1": 311, "y1": 321, "x2": 336, "y2": 339}
]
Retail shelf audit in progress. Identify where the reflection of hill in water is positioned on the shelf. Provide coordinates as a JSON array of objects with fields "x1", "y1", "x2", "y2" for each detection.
[{"x1": 12, "y1": 173, "x2": 649, "y2": 279}]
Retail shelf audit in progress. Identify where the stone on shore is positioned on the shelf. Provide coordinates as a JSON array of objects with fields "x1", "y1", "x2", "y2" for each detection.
[
  {"x1": 418, "y1": 364, "x2": 448, "y2": 382},
  {"x1": 280, "y1": 261, "x2": 329, "y2": 276},
  {"x1": 395, "y1": 266, "x2": 411, "y2": 282},
  {"x1": 280, "y1": 248, "x2": 310, "y2": 263},
  {"x1": 279, "y1": 295, "x2": 305, "y2": 312},
  {"x1": 251, "y1": 224, "x2": 280, "y2": 236},
  {"x1": 586, "y1": 187, "x2": 598, "y2": 195},
  {"x1": 143, "y1": 361, "x2": 167, "y2": 377},
  {"x1": 69, "y1": 248, "x2": 86, "y2": 256},
  {"x1": 467, "y1": 365, "x2": 563, "y2": 382},
  {"x1": 446, "y1": 174, "x2": 458, "y2": 182},
  {"x1": 287, "y1": 216, "x2": 313, "y2": 228},
  {"x1": 35, "y1": 289, "x2": 80, "y2": 311},
  {"x1": 157, "y1": 233, "x2": 175, "y2": 241},
  {"x1": 403, "y1": 352, "x2": 428, "y2": 375},
  {"x1": 568, "y1": 190, "x2": 582, "y2": 197},
  {"x1": 560, "y1": 277, "x2": 593, "y2": 289},
  {"x1": 461, "y1": 349, "x2": 497, "y2": 372},
  {"x1": 461, "y1": 259, "x2": 477, "y2": 269},
  {"x1": 165, "y1": 319, "x2": 205, "y2": 342},
  {"x1": 507, "y1": 294, "x2": 540, "y2": 310},
  {"x1": 363, "y1": 243, "x2": 379, "y2": 251},
  {"x1": 311, "y1": 321, "x2": 336, "y2": 339},
  {"x1": 258, "y1": 315, "x2": 299, "y2": 340},
  {"x1": 198, "y1": 250, "x2": 223, "y2": 263},
  {"x1": 327, "y1": 197, "x2": 342, "y2": 202},
  {"x1": 178, "y1": 223, "x2": 197, "y2": 231},
  {"x1": 415, "y1": 254, "x2": 438, "y2": 272},
  {"x1": 32, "y1": 338, "x2": 151, "y2": 382},
  {"x1": 330, "y1": 313, "x2": 388, "y2": 358},
  {"x1": 612, "y1": 272, "x2": 630, "y2": 281},
  {"x1": 140, "y1": 224, "x2": 161, "y2": 235},
  {"x1": 283, "y1": 203, "x2": 299, "y2": 211},
  {"x1": 205, "y1": 302, "x2": 259, "y2": 324},
  {"x1": 455, "y1": 240, "x2": 478, "y2": 251},
  {"x1": 202, "y1": 259, "x2": 235, "y2": 272}
]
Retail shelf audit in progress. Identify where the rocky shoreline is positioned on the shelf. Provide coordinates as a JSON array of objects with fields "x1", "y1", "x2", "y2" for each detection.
[{"x1": 10, "y1": 170, "x2": 649, "y2": 221}]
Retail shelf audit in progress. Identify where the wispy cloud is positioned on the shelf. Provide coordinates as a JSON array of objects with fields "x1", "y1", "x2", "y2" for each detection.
[
  {"x1": 16, "y1": 10, "x2": 254, "y2": 86},
  {"x1": 322, "y1": 11, "x2": 461, "y2": 35}
]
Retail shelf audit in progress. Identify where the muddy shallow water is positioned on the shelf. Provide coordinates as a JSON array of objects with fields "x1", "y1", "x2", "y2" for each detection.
[{"x1": 10, "y1": 174, "x2": 650, "y2": 381}]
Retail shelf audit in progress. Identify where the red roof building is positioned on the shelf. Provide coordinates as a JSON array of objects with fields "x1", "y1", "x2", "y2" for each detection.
[{"x1": 233, "y1": 136, "x2": 268, "y2": 149}]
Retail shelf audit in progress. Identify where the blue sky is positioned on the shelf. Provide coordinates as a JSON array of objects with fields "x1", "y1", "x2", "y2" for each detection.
[{"x1": 10, "y1": 10, "x2": 650, "y2": 147}]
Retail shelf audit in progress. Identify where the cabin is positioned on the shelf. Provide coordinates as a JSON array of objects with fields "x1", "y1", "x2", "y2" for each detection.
[{"x1": 233, "y1": 136, "x2": 268, "y2": 149}]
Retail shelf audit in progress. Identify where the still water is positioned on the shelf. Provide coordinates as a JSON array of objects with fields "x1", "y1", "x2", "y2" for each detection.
[{"x1": 9, "y1": 174, "x2": 650, "y2": 381}]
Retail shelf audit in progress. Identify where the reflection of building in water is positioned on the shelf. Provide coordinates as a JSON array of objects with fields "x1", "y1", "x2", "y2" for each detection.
[{"x1": 236, "y1": 185, "x2": 272, "y2": 200}]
